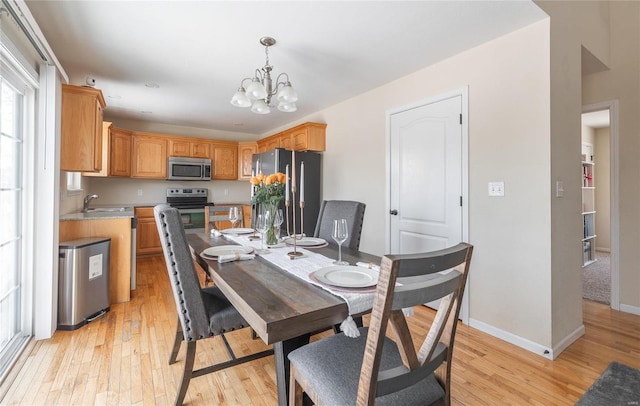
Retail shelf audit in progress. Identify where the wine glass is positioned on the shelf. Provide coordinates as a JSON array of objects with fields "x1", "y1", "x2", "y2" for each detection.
[
  {"x1": 332, "y1": 219, "x2": 349, "y2": 265},
  {"x1": 255, "y1": 211, "x2": 270, "y2": 254},
  {"x1": 228, "y1": 207, "x2": 240, "y2": 230},
  {"x1": 274, "y1": 209, "x2": 284, "y2": 241}
]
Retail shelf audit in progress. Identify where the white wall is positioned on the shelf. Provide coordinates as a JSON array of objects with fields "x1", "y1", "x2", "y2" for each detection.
[{"x1": 280, "y1": 20, "x2": 555, "y2": 351}]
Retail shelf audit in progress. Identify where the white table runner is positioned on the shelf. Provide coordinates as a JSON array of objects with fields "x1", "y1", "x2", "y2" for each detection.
[{"x1": 224, "y1": 234, "x2": 375, "y2": 336}]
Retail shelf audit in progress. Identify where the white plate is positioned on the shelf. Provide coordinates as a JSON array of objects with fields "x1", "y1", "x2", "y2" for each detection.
[
  {"x1": 284, "y1": 237, "x2": 327, "y2": 247},
  {"x1": 313, "y1": 265, "x2": 378, "y2": 288},
  {"x1": 220, "y1": 228, "x2": 255, "y2": 235},
  {"x1": 202, "y1": 245, "x2": 254, "y2": 258}
]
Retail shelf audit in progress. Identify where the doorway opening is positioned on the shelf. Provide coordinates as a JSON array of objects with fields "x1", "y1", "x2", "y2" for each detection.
[{"x1": 581, "y1": 102, "x2": 619, "y2": 309}]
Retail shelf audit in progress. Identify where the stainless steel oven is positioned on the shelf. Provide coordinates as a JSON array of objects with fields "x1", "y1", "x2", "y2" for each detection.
[{"x1": 166, "y1": 188, "x2": 213, "y2": 233}]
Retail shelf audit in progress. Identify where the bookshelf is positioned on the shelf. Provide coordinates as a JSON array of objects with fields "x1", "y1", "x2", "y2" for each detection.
[{"x1": 582, "y1": 160, "x2": 596, "y2": 266}]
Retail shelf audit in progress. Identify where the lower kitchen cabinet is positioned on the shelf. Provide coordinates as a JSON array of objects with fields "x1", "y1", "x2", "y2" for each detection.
[
  {"x1": 59, "y1": 218, "x2": 132, "y2": 304},
  {"x1": 135, "y1": 207, "x2": 162, "y2": 256}
]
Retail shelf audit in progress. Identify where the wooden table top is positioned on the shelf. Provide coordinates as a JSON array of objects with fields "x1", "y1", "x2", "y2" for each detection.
[{"x1": 187, "y1": 233, "x2": 379, "y2": 345}]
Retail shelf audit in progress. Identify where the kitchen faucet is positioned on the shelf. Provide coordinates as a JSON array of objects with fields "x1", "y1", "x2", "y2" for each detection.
[{"x1": 83, "y1": 194, "x2": 99, "y2": 211}]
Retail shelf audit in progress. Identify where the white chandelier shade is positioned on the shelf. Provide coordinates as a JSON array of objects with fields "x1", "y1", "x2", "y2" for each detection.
[{"x1": 230, "y1": 37, "x2": 298, "y2": 115}]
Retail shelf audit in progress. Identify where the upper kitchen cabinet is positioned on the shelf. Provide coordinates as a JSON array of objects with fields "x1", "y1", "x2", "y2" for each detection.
[
  {"x1": 60, "y1": 84, "x2": 106, "y2": 172},
  {"x1": 256, "y1": 122, "x2": 326, "y2": 153},
  {"x1": 238, "y1": 142, "x2": 257, "y2": 180},
  {"x1": 211, "y1": 142, "x2": 238, "y2": 180},
  {"x1": 169, "y1": 138, "x2": 211, "y2": 158},
  {"x1": 290, "y1": 122, "x2": 326, "y2": 151},
  {"x1": 82, "y1": 124, "x2": 132, "y2": 178},
  {"x1": 131, "y1": 133, "x2": 167, "y2": 178}
]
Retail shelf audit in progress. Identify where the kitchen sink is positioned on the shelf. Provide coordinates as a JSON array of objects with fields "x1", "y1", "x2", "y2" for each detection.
[{"x1": 82, "y1": 207, "x2": 129, "y2": 213}]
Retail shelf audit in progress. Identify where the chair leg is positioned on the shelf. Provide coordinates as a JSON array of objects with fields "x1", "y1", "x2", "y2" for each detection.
[
  {"x1": 174, "y1": 341, "x2": 196, "y2": 406},
  {"x1": 169, "y1": 319, "x2": 183, "y2": 365},
  {"x1": 289, "y1": 364, "x2": 304, "y2": 406}
]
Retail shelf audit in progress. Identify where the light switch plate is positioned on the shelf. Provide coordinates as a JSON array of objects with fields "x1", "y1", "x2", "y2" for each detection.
[{"x1": 488, "y1": 181, "x2": 505, "y2": 197}]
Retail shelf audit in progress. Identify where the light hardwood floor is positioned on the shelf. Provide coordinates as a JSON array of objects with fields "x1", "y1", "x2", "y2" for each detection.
[{"x1": 2, "y1": 255, "x2": 639, "y2": 405}]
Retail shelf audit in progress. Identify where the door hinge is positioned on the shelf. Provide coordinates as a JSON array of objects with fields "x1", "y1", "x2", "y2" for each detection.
[
  {"x1": 460, "y1": 196, "x2": 463, "y2": 207},
  {"x1": 459, "y1": 114, "x2": 462, "y2": 125}
]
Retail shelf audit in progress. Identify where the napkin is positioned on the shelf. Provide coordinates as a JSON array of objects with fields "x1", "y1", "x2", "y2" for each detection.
[
  {"x1": 355, "y1": 261, "x2": 414, "y2": 317},
  {"x1": 210, "y1": 229, "x2": 222, "y2": 237},
  {"x1": 217, "y1": 253, "x2": 255, "y2": 263}
]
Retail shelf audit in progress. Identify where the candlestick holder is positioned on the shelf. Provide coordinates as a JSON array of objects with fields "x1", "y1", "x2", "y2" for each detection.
[{"x1": 285, "y1": 186, "x2": 304, "y2": 259}]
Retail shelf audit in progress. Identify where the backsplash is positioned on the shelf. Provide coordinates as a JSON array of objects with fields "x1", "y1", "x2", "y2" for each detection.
[{"x1": 86, "y1": 177, "x2": 251, "y2": 207}]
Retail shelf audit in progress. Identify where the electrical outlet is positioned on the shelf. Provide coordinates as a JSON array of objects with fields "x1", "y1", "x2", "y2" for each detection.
[
  {"x1": 137, "y1": 189, "x2": 143, "y2": 196},
  {"x1": 488, "y1": 181, "x2": 505, "y2": 197},
  {"x1": 224, "y1": 188, "x2": 229, "y2": 196}
]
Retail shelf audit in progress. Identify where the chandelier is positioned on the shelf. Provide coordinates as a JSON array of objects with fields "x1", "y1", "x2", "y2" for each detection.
[{"x1": 230, "y1": 37, "x2": 298, "y2": 114}]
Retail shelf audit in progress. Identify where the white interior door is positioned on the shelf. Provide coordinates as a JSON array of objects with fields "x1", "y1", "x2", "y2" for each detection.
[{"x1": 389, "y1": 95, "x2": 463, "y2": 253}]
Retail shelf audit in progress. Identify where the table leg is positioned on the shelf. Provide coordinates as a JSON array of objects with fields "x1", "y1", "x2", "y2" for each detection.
[{"x1": 274, "y1": 334, "x2": 311, "y2": 406}]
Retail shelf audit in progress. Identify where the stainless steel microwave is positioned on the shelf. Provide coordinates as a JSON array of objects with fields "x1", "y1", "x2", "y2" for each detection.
[{"x1": 167, "y1": 157, "x2": 212, "y2": 181}]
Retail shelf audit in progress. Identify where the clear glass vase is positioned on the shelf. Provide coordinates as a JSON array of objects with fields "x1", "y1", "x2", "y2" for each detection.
[{"x1": 263, "y1": 203, "x2": 280, "y2": 245}]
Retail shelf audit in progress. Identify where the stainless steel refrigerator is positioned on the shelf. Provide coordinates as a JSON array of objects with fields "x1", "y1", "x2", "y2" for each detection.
[{"x1": 251, "y1": 148, "x2": 322, "y2": 237}]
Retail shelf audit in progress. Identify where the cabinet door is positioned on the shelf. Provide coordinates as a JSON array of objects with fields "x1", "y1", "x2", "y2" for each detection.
[
  {"x1": 279, "y1": 132, "x2": 292, "y2": 150},
  {"x1": 291, "y1": 123, "x2": 326, "y2": 151},
  {"x1": 109, "y1": 128, "x2": 132, "y2": 177},
  {"x1": 191, "y1": 142, "x2": 211, "y2": 158},
  {"x1": 136, "y1": 217, "x2": 162, "y2": 256},
  {"x1": 60, "y1": 85, "x2": 106, "y2": 172},
  {"x1": 169, "y1": 139, "x2": 190, "y2": 157},
  {"x1": 238, "y1": 142, "x2": 257, "y2": 180},
  {"x1": 132, "y1": 135, "x2": 167, "y2": 178},
  {"x1": 212, "y1": 144, "x2": 238, "y2": 180}
]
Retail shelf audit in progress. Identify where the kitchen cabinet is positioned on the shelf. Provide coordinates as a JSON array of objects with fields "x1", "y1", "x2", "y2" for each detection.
[
  {"x1": 60, "y1": 84, "x2": 106, "y2": 172},
  {"x1": 238, "y1": 142, "x2": 258, "y2": 180},
  {"x1": 256, "y1": 122, "x2": 326, "y2": 153},
  {"x1": 290, "y1": 122, "x2": 326, "y2": 151},
  {"x1": 135, "y1": 207, "x2": 162, "y2": 256},
  {"x1": 82, "y1": 124, "x2": 132, "y2": 178},
  {"x1": 131, "y1": 133, "x2": 167, "y2": 178},
  {"x1": 59, "y1": 217, "x2": 132, "y2": 304},
  {"x1": 257, "y1": 134, "x2": 281, "y2": 153},
  {"x1": 211, "y1": 142, "x2": 238, "y2": 180},
  {"x1": 169, "y1": 138, "x2": 211, "y2": 158}
]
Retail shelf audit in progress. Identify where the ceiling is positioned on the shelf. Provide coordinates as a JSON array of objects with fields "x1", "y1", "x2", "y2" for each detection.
[{"x1": 25, "y1": 1, "x2": 547, "y2": 137}]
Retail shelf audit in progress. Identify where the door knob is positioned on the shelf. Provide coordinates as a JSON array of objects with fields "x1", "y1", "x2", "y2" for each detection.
[{"x1": 390, "y1": 209, "x2": 398, "y2": 215}]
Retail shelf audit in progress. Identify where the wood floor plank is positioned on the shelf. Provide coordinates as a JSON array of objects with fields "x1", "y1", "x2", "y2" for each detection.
[{"x1": 2, "y1": 256, "x2": 640, "y2": 405}]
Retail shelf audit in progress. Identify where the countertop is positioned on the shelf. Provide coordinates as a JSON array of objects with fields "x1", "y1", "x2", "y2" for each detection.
[
  {"x1": 60, "y1": 207, "x2": 135, "y2": 221},
  {"x1": 60, "y1": 202, "x2": 252, "y2": 221}
]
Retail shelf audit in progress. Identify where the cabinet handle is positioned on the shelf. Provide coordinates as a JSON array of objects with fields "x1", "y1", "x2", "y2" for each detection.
[{"x1": 390, "y1": 209, "x2": 398, "y2": 215}]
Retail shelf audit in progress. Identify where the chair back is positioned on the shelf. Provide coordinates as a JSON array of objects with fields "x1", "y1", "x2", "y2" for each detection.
[
  {"x1": 154, "y1": 204, "x2": 211, "y2": 341},
  {"x1": 358, "y1": 243, "x2": 473, "y2": 405},
  {"x1": 313, "y1": 200, "x2": 366, "y2": 250},
  {"x1": 205, "y1": 205, "x2": 245, "y2": 233}
]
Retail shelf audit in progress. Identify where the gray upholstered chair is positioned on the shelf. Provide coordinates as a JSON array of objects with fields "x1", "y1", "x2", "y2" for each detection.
[
  {"x1": 288, "y1": 243, "x2": 473, "y2": 406},
  {"x1": 153, "y1": 204, "x2": 272, "y2": 406},
  {"x1": 313, "y1": 200, "x2": 366, "y2": 250}
]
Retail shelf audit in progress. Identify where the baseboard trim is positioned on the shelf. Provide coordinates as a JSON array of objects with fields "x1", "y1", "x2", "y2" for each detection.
[
  {"x1": 620, "y1": 303, "x2": 640, "y2": 316},
  {"x1": 468, "y1": 318, "x2": 555, "y2": 360},
  {"x1": 552, "y1": 324, "x2": 586, "y2": 359}
]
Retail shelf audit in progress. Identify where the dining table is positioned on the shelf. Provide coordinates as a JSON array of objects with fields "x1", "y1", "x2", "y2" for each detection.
[{"x1": 187, "y1": 231, "x2": 380, "y2": 406}]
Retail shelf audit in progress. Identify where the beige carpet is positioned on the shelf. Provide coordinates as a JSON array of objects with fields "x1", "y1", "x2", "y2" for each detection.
[{"x1": 582, "y1": 251, "x2": 610, "y2": 304}]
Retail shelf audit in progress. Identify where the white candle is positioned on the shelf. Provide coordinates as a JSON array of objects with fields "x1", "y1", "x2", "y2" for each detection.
[
  {"x1": 285, "y1": 164, "x2": 290, "y2": 203},
  {"x1": 300, "y1": 161, "x2": 305, "y2": 203},
  {"x1": 250, "y1": 170, "x2": 255, "y2": 198},
  {"x1": 291, "y1": 151, "x2": 296, "y2": 188}
]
